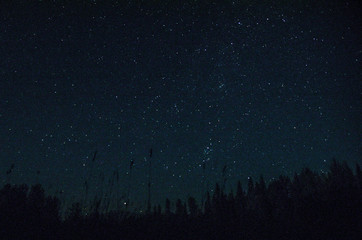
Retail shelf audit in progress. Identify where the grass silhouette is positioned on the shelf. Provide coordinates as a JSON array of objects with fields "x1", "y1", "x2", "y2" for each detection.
[{"x1": 0, "y1": 159, "x2": 361, "y2": 240}]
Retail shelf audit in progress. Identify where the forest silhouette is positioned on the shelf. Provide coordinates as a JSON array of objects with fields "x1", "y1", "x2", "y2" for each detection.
[{"x1": 0, "y1": 159, "x2": 361, "y2": 239}]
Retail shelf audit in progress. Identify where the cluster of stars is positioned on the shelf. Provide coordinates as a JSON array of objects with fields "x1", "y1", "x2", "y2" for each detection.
[{"x1": 0, "y1": 1, "x2": 360, "y2": 207}]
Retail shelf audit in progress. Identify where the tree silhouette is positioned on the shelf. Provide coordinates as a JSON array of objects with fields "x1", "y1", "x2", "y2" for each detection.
[
  {"x1": 187, "y1": 196, "x2": 199, "y2": 217},
  {"x1": 165, "y1": 198, "x2": 171, "y2": 215},
  {"x1": 0, "y1": 160, "x2": 361, "y2": 239}
]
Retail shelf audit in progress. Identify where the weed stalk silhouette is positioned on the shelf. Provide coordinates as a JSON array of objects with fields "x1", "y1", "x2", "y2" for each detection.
[
  {"x1": 147, "y1": 148, "x2": 152, "y2": 213},
  {"x1": 126, "y1": 158, "x2": 134, "y2": 209}
]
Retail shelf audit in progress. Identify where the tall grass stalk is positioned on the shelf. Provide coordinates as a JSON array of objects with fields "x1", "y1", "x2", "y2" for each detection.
[
  {"x1": 201, "y1": 161, "x2": 207, "y2": 209},
  {"x1": 222, "y1": 164, "x2": 228, "y2": 192},
  {"x1": 126, "y1": 158, "x2": 134, "y2": 209},
  {"x1": 147, "y1": 148, "x2": 152, "y2": 213},
  {"x1": 82, "y1": 151, "x2": 97, "y2": 210},
  {"x1": 5, "y1": 163, "x2": 15, "y2": 184}
]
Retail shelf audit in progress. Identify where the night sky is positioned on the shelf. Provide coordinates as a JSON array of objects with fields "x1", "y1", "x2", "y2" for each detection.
[{"x1": 0, "y1": 1, "x2": 361, "y2": 210}]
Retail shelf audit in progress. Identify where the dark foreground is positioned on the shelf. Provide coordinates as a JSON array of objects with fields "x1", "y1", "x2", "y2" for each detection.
[{"x1": 1, "y1": 160, "x2": 361, "y2": 240}]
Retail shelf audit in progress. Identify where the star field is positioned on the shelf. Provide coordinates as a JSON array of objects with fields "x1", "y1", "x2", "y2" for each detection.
[{"x1": 0, "y1": 1, "x2": 361, "y2": 208}]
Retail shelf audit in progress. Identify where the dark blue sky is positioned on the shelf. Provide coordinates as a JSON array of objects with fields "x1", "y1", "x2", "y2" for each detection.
[{"x1": 0, "y1": 0, "x2": 361, "y2": 210}]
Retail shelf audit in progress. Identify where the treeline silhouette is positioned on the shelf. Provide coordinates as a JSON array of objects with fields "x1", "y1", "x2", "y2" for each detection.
[{"x1": 0, "y1": 160, "x2": 361, "y2": 240}]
